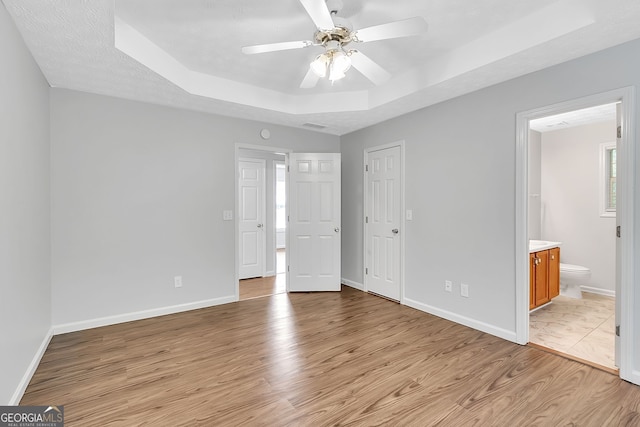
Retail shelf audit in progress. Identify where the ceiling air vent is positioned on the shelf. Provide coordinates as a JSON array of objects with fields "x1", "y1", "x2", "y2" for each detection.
[{"x1": 303, "y1": 122, "x2": 327, "y2": 130}]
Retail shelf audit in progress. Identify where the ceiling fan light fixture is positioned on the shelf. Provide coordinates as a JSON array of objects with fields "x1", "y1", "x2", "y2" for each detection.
[
  {"x1": 310, "y1": 53, "x2": 329, "y2": 78},
  {"x1": 311, "y1": 48, "x2": 351, "y2": 82},
  {"x1": 328, "y1": 52, "x2": 350, "y2": 82},
  {"x1": 242, "y1": 1, "x2": 429, "y2": 89},
  {"x1": 328, "y1": 68, "x2": 346, "y2": 82}
]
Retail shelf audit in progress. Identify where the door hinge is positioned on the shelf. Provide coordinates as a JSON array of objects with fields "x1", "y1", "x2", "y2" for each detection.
[
  {"x1": 617, "y1": 126, "x2": 622, "y2": 139},
  {"x1": 288, "y1": 215, "x2": 290, "y2": 223},
  {"x1": 365, "y1": 165, "x2": 368, "y2": 172},
  {"x1": 616, "y1": 325, "x2": 620, "y2": 337},
  {"x1": 365, "y1": 268, "x2": 368, "y2": 275},
  {"x1": 617, "y1": 225, "x2": 621, "y2": 238},
  {"x1": 365, "y1": 216, "x2": 368, "y2": 224},
  {"x1": 288, "y1": 265, "x2": 290, "y2": 272}
]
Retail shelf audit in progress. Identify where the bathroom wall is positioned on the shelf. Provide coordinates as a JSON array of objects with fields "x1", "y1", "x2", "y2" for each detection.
[
  {"x1": 540, "y1": 120, "x2": 617, "y2": 294},
  {"x1": 528, "y1": 130, "x2": 542, "y2": 240}
]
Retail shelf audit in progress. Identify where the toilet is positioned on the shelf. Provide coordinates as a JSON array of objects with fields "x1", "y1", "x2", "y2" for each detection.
[{"x1": 559, "y1": 263, "x2": 591, "y2": 299}]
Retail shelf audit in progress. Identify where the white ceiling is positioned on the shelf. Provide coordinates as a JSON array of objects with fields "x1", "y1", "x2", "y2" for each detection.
[
  {"x1": 4, "y1": 0, "x2": 640, "y2": 135},
  {"x1": 530, "y1": 102, "x2": 618, "y2": 133}
]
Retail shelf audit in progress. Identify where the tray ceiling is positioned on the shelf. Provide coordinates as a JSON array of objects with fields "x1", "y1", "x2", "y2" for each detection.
[{"x1": 4, "y1": 0, "x2": 640, "y2": 135}]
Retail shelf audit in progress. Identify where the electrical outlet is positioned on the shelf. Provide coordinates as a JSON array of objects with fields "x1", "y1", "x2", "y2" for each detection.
[
  {"x1": 461, "y1": 283, "x2": 469, "y2": 298},
  {"x1": 445, "y1": 280, "x2": 452, "y2": 292},
  {"x1": 174, "y1": 276, "x2": 182, "y2": 288},
  {"x1": 223, "y1": 210, "x2": 233, "y2": 221}
]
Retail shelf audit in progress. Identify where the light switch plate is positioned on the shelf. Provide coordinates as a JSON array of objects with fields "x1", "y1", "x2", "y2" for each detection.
[
  {"x1": 406, "y1": 210, "x2": 413, "y2": 220},
  {"x1": 223, "y1": 210, "x2": 233, "y2": 221},
  {"x1": 461, "y1": 283, "x2": 469, "y2": 298}
]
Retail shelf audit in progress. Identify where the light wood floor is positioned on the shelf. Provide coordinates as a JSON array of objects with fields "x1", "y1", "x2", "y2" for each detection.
[
  {"x1": 240, "y1": 274, "x2": 286, "y2": 300},
  {"x1": 240, "y1": 249, "x2": 286, "y2": 300},
  {"x1": 530, "y1": 293, "x2": 616, "y2": 371},
  {"x1": 22, "y1": 287, "x2": 640, "y2": 426}
]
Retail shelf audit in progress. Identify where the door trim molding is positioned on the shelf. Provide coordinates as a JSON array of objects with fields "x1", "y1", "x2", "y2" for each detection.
[
  {"x1": 515, "y1": 87, "x2": 636, "y2": 384},
  {"x1": 235, "y1": 143, "x2": 292, "y2": 301},
  {"x1": 363, "y1": 141, "x2": 406, "y2": 303}
]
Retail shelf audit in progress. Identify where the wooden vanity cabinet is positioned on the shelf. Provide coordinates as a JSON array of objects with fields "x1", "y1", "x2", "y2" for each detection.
[
  {"x1": 533, "y1": 250, "x2": 549, "y2": 308},
  {"x1": 548, "y1": 247, "x2": 560, "y2": 299},
  {"x1": 529, "y1": 253, "x2": 535, "y2": 310},
  {"x1": 530, "y1": 247, "x2": 560, "y2": 310}
]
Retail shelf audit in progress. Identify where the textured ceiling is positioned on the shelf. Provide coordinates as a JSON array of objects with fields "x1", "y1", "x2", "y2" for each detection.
[{"x1": 4, "y1": 0, "x2": 640, "y2": 135}]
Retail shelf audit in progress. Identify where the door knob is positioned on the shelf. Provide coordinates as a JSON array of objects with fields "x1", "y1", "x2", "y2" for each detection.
[
  {"x1": 392, "y1": 229, "x2": 399, "y2": 234},
  {"x1": 334, "y1": 227, "x2": 340, "y2": 233},
  {"x1": 257, "y1": 224, "x2": 263, "y2": 228}
]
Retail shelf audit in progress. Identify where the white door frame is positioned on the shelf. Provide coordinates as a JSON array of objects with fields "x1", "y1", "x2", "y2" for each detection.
[
  {"x1": 515, "y1": 87, "x2": 636, "y2": 384},
  {"x1": 235, "y1": 143, "x2": 292, "y2": 301},
  {"x1": 364, "y1": 141, "x2": 406, "y2": 303}
]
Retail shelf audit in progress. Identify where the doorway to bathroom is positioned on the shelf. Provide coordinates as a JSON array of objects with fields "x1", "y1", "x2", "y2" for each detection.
[
  {"x1": 515, "y1": 87, "x2": 636, "y2": 384},
  {"x1": 527, "y1": 102, "x2": 618, "y2": 372}
]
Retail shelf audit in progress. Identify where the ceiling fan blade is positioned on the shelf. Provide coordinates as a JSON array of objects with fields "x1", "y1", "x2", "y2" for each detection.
[
  {"x1": 350, "y1": 51, "x2": 391, "y2": 85},
  {"x1": 298, "y1": 0, "x2": 334, "y2": 30},
  {"x1": 354, "y1": 16, "x2": 428, "y2": 43},
  {"x1": 242, "y1": 40, "x2": 314, "y2": 55},
  {"x1": 300, "y1": 67, "x2": 320, "y2": 89}
]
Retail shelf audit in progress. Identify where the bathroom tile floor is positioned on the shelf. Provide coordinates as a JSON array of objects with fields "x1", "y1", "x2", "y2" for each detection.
[{"x1": 529, "y1": 292, "x2": 616, "y2": 371}]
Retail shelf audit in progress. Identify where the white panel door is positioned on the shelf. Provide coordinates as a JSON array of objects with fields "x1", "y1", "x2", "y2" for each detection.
[
  {"x1": 289, "y1": 153, "x2": 341, "y2": 292},
  {"x1": 366, "y1": 146, "x2": 401, "y2": 300},
  {"x1": 239, "y1": 159, "x2": 265, "y2": 280}
]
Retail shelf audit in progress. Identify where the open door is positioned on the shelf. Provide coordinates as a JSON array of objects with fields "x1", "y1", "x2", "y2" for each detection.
[{"x1": 288, "y1": 153, "x2": 341, "y2": 292}]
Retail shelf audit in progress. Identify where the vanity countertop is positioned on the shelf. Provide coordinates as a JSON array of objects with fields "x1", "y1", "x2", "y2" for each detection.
[{"x1": 529, "y1": 240, "x2": 561, "y2": 253}]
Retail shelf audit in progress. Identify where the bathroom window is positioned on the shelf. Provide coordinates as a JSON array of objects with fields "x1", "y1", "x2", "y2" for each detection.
[{"x1": 600, "y1": 141, "x2": 616, "y2": 217}]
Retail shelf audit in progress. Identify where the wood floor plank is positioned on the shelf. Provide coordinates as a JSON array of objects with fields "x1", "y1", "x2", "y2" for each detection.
[
  {"x1": 20, "y1": 286, "x2": 640, "y2": 426},
  {"x1": 240, "y1": 274, "x2": 286, "y2": 300}
]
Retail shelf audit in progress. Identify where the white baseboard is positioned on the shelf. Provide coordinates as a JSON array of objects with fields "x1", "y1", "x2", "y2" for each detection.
[
  {"x1": 53, "y1": 296, "x2": 236, "y2": 335},
  {"x1": 341, "y1": 278, "x2": 364, "y2": 291},
  {"x1": 10, "y1": 327, "x2": 53, "y2": 405},
  {"x1": 581, "y1": 286, "x2": 616, "y2": 298},
  {"x1": 264, "y1": 270, "x2": 276, "y2": 277},
  {"x1": 403, "y1": 298, "x2": 517, "y2": 343},
  {"x1": 628, "y1": 370, "x2": 640, "y2": 387}
]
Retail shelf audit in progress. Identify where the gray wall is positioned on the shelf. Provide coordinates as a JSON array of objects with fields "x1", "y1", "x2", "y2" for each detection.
[
  {"x1": 0, "y1": 5, "x2": 51, "y2": 404},
  {"x1": 50, "y1": 89, "x2": 339, "y2": 326},
  {"x1": 341, "y1": 38, "x2": 640, "y2": 369},
  {"x1": 541, "y1": 121, "x2": 617, "y2": 293}
]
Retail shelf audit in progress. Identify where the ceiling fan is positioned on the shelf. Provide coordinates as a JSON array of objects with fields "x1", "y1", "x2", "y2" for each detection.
[{"x1": 241, "y1": 0, "x2": 428, "y2": 88}]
